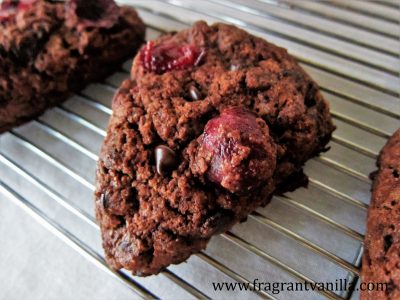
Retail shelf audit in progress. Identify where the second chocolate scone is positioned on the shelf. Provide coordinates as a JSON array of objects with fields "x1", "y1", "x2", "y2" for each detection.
[
  {"x1": 95, "y1": 21, "x2": 335, "y2": 276},
  {"x1": 0, "y1": 0, "x2": 145, "y2": 132},
  {"x1": 361, "y1": 129, "x2": 400, "y2": 299}
]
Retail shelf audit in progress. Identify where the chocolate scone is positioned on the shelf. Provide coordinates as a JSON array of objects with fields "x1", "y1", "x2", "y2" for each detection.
[
  {"x1": 361, "y1": 129, "x2": 400, "y2": 299},
  {"x1": 95, "y1": 21, "x2": 335, "y2": 276},
  {"x1": 0, "y1": 0, "x2": 145, "y2": 132}
]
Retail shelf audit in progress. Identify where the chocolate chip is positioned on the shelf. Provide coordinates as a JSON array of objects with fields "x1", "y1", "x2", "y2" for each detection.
[
  {"x1": 229, "y1": 59, "x2": 246, "y2": 71},
  {"x1": 189, "y1": 85, "x2": 201, "y2": 101},
  {"x1": 67, "y1": 0, "x2": 120, "y2": 30},
  {"x1": 100, "y1": 192, "x2": 109, "y2": 209},
  {"x1": 203, "y1": 211, "x2": 234, "y2": 235},
  {"x1": 229, "y1": 63, "x2": 240, "y2": 71},
  {"x1": 205, "y1": 212, "x2": 232, "y2": 228},
  {"x1": 305, "y1": 82, "x2": 317, "y2": 107},
  {"x1": 384, "y1": 234, "x2": 393, "y2": 252},
  {"x1": 155, "y1": 145, "x2": 177, "y2": 175},
  {"x1": 74, "y1": 0, "x2": 107, "y2": 21}
]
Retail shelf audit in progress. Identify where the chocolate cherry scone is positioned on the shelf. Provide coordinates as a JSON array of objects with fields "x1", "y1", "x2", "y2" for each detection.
[
  {"x1": 361, "y1": 129, "x2": 400, "y2": 300},
  {"x1": 0, "y1": 0, "x2": 145, "y2": 132},
  {"x1": 95, "y1": 21, "x2": 335, "y2": 276}
]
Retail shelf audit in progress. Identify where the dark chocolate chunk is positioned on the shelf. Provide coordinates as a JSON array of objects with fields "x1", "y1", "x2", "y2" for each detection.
[
  {"x1": 155, "y1": 145, "x2": 177, "y2": 175},
  {"x1": 66, "y1": 0, "x2": 120, "y2": 30},
  {"x1": 189, "y1": 85, "x2": 201, "y2": 101},
  {"x1": 100, "y1": 192, "x2": 109, "y2": 209}
]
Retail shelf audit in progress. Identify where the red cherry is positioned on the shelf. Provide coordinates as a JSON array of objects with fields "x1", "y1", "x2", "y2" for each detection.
[
  {"x1": 140, "y1": 41, "x2": 205, "y2": 74},
  {"x1": 0, "y1": 0, "x2": 35, "y2": 23},
  {"x1": 17, "y1": 0, "x2": 36, "y2": 10},
  {"x1": 199, "y1": 107, "x2": 276, "y2": 193}
]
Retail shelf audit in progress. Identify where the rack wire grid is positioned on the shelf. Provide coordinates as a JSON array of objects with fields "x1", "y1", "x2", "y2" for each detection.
[{"x1": 1, "y1": 0, "x2": 399, "y2": 299}]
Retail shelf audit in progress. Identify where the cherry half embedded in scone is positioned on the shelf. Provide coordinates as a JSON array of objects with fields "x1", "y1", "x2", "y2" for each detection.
[
  {"x1": 199, "y1": 107, "x2": 276, "y2": 193},
  {"x1": 0, "y1": 0, "x2": 35, "y2": 23},
  {"x1": 140, "y1": 41, "x2": 205, "y2": 74},
  {"x1": 66, "y1": 0, "x2": 119, "y2": 30},
  {"x1": 0, "y1": 0, "x2": 18, "y2": 22}
]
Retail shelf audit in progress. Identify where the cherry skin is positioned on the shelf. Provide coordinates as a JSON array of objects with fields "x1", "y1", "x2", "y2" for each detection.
[
  {"x1": 198, "y1": 107, "x2": 276, "y2": 193},
  {"x1": 0, "y1": 0, "x2": 36, "y2": 23},
  {"x1": 140, "y1": 41, "x2": 205, "y2": 74}
]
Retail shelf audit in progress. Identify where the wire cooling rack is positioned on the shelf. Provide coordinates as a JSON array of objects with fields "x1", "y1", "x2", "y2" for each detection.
[{"x1": 1, "y1": 1, "x2": 399, "y2": 299}]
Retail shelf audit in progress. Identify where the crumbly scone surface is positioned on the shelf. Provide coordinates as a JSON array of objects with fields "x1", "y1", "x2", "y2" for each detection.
[{"x1": 95, "y1": 21, "x2": 334, "y2": 276}]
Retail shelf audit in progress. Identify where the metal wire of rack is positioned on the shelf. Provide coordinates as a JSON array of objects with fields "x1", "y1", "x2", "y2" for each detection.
[{"x1": 1, "y1": 1, "x2": 399, "y2": 299}]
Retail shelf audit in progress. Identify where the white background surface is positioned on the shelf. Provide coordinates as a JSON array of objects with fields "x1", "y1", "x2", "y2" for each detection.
[{"x1": 0, "y1": 198, "x2": 138, "y2": 300}]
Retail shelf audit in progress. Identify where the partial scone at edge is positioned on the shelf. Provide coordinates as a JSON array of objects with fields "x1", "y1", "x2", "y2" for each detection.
[
  {"x1": 361, "y1": 129, "x2": 400, "y2": 300},
  {"x1": 0, "y1": 0, "x2": 145, "y2": 132},
  {"x1": 95, "y1": 21, "x2": 335, "y2": 276}
]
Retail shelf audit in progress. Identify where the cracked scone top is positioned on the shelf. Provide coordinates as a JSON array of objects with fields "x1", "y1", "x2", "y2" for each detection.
[{"x1": 95, "y1": 21, "x2": 335, "y2": 276}]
